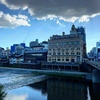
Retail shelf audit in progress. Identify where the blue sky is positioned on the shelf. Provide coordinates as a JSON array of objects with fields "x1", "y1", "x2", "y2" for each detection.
[{"x1": 0, "y1": 0, "x2": 100, "y2": 52}]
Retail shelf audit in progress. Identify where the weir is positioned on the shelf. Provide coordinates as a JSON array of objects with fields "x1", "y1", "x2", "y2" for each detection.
[
  {"x1": 1, "y1": 65, "x2": 100, "y2": 83},
  {"x1": 0, "y1": 67, "x2": 47, "y2": 91}
]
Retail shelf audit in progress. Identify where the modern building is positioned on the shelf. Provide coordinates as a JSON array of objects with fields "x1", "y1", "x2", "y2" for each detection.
[
  {"x1": 10, "y1": 43, "x2": 26, "y2": 54},
  {"x1": 9, "y1": 43, "x2": 26, "y2": 64},
  {"x1": 47, "y1": 25, "x2": 86, "y2": 63}
]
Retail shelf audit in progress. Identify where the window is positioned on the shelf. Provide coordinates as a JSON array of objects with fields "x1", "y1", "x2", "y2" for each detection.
[
  {"x1": 53, "y1": 52, "x2": 56, "y2": 55},
  {"x1": 48, "y1": 57, "x2": 51, "y2": 61},
  {"x1": 77, "y1": 56, "x2": 80, "y2": 62},
  {"x1": 58, "y1": 52, "x2": 61, "y2": 55},
  {"x1": 49, "y1": 49, "x2": 51, "y2": 51},
  {"x1": 66, "y1": 52, "x2": 69, "y2": 55},
  {"x1": 62, "y1": 52, "x2": 64, "y2": 55},
  {"x1": 71, "y1": 59, "x2": 74, "y2": 62},
  {"x1": 77, "y1": 52, "x2": 80, "y2": 55},
  {"x1": 71, "y1": 52, "x2": 74, "y2": 55},
  {"x1": 71, "y1": 48, "x2": 74, "y2": 50},
  {"x1": 58, "y1": 58, "x2": 60, "y2": 61},
  {"x1": 66, "y1": 59, "x2": 69, "y2": 61},
  {"x1": 49, "y1": 52, "x2": 51, "y2": 55},
  {"x1": 77, "y1": 47, "x2": 80, "y2": 50},
  {"x1": 62, "y1": 58, "x2": 64, "y2": 61}
]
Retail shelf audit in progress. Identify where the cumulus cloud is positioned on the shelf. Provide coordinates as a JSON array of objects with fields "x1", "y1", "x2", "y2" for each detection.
[
  {"x1": 0, "y1": 0, "x2": 100, "y2": 22},
  {"x1": 0, "y1": 11, "x2": 30, "y2": 28}
]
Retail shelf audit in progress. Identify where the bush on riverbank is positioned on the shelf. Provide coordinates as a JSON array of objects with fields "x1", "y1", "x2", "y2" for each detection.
[{"x1": 0, "y1": 85, "x2": 7, "y2": 100}]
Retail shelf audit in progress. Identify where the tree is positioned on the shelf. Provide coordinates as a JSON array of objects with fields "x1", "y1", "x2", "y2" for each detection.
[{"x1": 0, "y1": 85, "x2": 7, "y2": 100}]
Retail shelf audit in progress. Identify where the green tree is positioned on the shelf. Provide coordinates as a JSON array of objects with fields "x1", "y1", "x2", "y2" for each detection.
[{"x1": 0, "y1": 85, "x2": 7, "y2": 100}]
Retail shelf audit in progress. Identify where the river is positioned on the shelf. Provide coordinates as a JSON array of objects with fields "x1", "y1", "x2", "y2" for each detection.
[{"x1": 0, "y1": 68, "x2": 100, "y2": 100}]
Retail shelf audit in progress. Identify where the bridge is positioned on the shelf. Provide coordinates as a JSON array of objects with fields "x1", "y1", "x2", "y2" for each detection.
[
  {"x1": 86, "y1": 60, "x2": 100, "y2": 70},
  {"x1": 86, "y1": 60, "x2": 100, "y2": 83}
]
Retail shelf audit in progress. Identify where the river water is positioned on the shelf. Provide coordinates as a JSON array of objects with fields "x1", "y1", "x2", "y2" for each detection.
[{"x1": 0, "y1": 68, "x2": 100, "y2": 100}]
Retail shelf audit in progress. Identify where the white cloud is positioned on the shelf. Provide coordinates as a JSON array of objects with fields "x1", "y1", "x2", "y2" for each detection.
[
  {"x1": 59, "y1": 16, "x2": 79, "y2": 23},
  {"x1": 79, "y1": 15, "x2": 90, "y2": 22},
  {"x1": 0, "y1": 0, "x2": 100, "y2": 23},
  {"x1": 37, "y1": 14, "x2": 57, "y2": 21},
  {"x1": 0, "y1": 11, "x2": 30, "y2": 28},
  {"x1": 79, "y1": 13, "x2": 100, "y2": 22}
]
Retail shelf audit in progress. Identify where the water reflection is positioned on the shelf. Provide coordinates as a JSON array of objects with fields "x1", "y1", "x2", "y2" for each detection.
[
  {"x1": 47, "y1": 78, "x2": 87, "y2": 100},
  {"x1": 5, "y1": 93, "x2": 28, "y2": 100},
  {"x1": 5, "y1": 78, "x2": 100, "y2": 100},
  {"x1": 91, "y1": 83, "x2": 100, "y2": 100},
  {"x1": 5, "y1": 86, "x2": 47, "y2": 100}
]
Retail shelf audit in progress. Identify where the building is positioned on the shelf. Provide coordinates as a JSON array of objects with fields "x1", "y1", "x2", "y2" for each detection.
[
  {"x1": 9, "y1": 43, "x2": 26, "y2": 64},
  {"x1": 87, "y1": 47, "x2": 96, "y2": 61},
  {"x1": 24, "y1": 49, "x2": 47, "y2": 63},
  {"x1": 96, "y1": 41, "x2": 100, "y2": 60},
  {"x1": 30, "y1": 39, "x2": 39, "y2": 48},
  {"x1": 9, "y1": 54, "x2": 24, "y2": 64},
  {"x1": 0, "y1": 47, "x2": 10, "y2": 63},
  {"x1": 40, "y1": 41, "x2": 48, "y2": 49},
  {"x1": 88, "y1": 41, "x2": 100, "y2": 61},
  {"x1": 10, "y1": 43, "x2": 26, "y2": 54},
  {"x1": 47, "y1": 25, "x2": 86, "y2": 63},
  {"x1": 30, "y1": 39, "x2": 48, "y2": 50}
]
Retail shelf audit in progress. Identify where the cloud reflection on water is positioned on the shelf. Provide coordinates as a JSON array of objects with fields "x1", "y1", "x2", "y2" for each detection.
[{"x1": 5, "y1": 93, "x2": 28, "y2": 100}]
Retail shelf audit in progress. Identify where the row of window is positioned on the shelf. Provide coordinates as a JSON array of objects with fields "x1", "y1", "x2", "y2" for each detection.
[
  {"x1": 49, "y1": 47, "x2": 80, "y2": 51},
  {"x1": 48, "y1": 52, "x2": 80, "y2": 55},
  {"x1": 48, "y1": 58, "x2": 75, "y2": 62},
  {"x1": 49, "y1": 41, "x2": 80, "y2": 46}
]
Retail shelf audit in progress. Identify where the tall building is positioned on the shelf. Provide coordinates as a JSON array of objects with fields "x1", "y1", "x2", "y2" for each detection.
[
  {"x1": 47, "y1": 25, "x2": 87, "y2": 63},
  {"x1": 10, "y1": 43, "x2": 26, "y2": 54},
  {"x1": 88, "y1": 47, "x2": 96, "y2": 60},
  {"x1": 30, "y1": 39, "x2": 48, "y2": 50},
  {"x1": 30, "y1": 39, "x2": 39, "y2": 48},
  {"x1": 96, "y1": 41, "x2": 100, "y2": 60}
]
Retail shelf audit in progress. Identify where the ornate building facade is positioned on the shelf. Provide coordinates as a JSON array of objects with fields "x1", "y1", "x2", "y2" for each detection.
[{"x1": 47, "y1": 25, "x2": 86, "y2": 63}]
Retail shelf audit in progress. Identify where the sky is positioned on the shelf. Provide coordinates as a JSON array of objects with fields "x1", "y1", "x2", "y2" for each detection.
[{"x1": 0, "y1": 0, "x2": 100, "y2": 52}]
